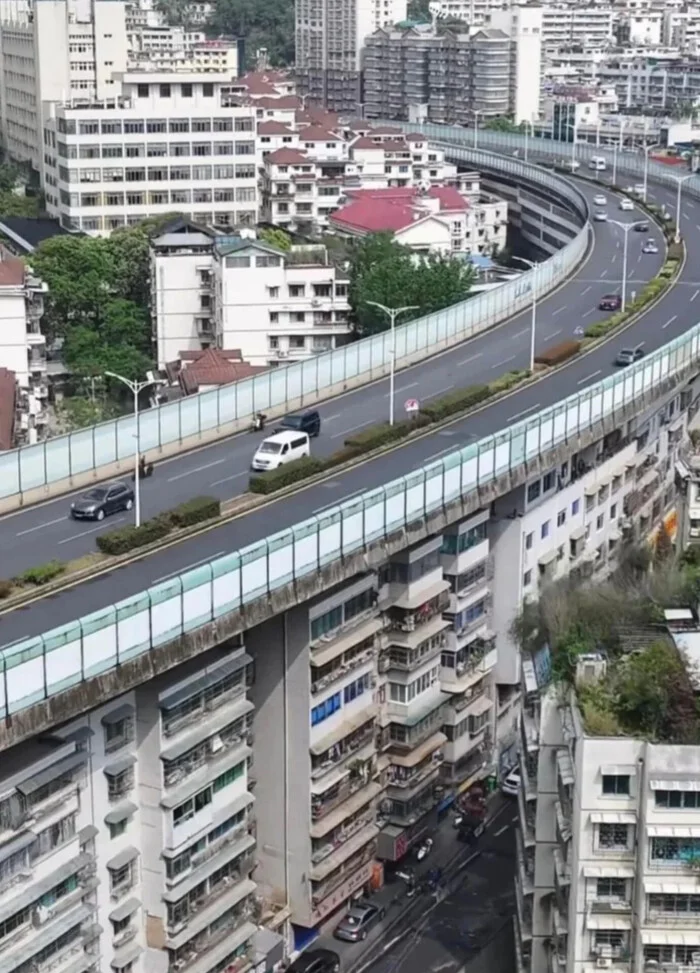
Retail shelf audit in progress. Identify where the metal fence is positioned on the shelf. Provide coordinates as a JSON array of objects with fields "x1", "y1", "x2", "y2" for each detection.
[
  {"x1": 0, "y1": 147, "x2": 589, "y2": 502},
  {"x1": 2, "y1": 320, "x2": 699, "y2": 717}
]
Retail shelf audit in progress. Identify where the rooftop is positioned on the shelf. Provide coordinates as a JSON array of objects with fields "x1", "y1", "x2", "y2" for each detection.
[
  {"x1": 0, "y1": 216, "x2": 76, "y2": 254},
  {"x1": 329, "y1": 185, "x2": 468, "y2": 235},
  {"x1": 0, "y1": 248, "x2": 26, "y2": 286},
  {"x1": 257, "y1": 120, "x2": 295, "y2": 135},
  {"x1": 265, "y1": 147, "x2": 310, "y2": 165},
  {"x1": 176, "y1": 348, "x2": 264, "y2": 394}
]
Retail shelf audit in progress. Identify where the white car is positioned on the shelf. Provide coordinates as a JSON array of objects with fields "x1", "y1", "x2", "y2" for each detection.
[
  {"x1": 619, "y1": 198, "x2": 634, "y2": 211},
  {"x1": 593, "y1": 211, "x2": 608, "y2": 222},
  {"x1": 626, "y1": 183, "x2": 646, "y2": 198},
  {"x1": 593, "y1": 194, "x2": 607, "y2": 206},
  {"x1": 501, "y1": 769, "x2": 521, "y2": 796},
  {"x1": 642, "y1": 239, "x2": 659, "y2": 254},
  {"x1": 560, "y1": 158, "x2": 580, "y2": 171}
]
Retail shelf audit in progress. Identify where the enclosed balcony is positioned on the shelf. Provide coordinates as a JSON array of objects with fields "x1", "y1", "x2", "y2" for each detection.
[
  {"x1": 310, "y1": 718, "x2": 375, "y2": 781},
  {"x1": 311, "y1": 756, "x2": 375, "y2": 823},
  {"x1": 441, "y1": 636, "x2": 497, "y2": 692}
]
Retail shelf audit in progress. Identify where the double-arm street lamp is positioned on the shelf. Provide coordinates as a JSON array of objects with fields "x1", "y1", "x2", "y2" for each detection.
[
  {"x1": 365, "y1": 302, "x2": 419, "y2": 426},
  {"x1": 512, "y1": 256, "x2": 538, "y2": 372},
  {"x1": 105, "y1": 371, "x2": 162, "y2": 527},
  {"x1": 671, "y1": 173, "x2": 694, "y2": 245},
  {"x1": 607, "y1": 219, "x2": 647, "y2": 313}
]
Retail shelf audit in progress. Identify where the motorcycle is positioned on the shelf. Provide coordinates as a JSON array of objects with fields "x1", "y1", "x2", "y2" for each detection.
[
  {"x1": 251, "y1": 412, "x2": 267, "y2": 433},
  {"x1": 415, "y1": 837, "x2": 433, "y2": 862},
  {"x1": 132, "y1": 461, "x2": 154, "y2": 481},
  {"x1": 396, "y1": 868, "x2": 417, "y2": 898},
  {"x1": 452, "y1": 810, "x2": 464, "y2": 829}
]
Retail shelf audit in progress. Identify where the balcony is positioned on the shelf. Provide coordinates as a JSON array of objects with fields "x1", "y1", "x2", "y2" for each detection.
[
  {"x1": 311, "y1": 644, "x2": 375, "y2": 696},
  {"x1": 311, "y1": 840, "x2": 376, "y2": 907},
  {"x1": 312, "y1": 760, "x2": 376, "y2": 823},
  {"x1": 386, "y1": 751, "x2": 443, "y2": 798},
  {"x1": 166, "y1": 857, "x2": 255, "y2": 939},
  {"x1": 441, "y1": 640, "x2": 497, "y2": 692},
  {"x1": 311, "y1": 780, "x2": 383, "y2": 840},
  {"x1": 311, "y1": 721, "x2": 375, "y2": 781},
  {"x1": 310, "y1": 821, "x2": 379, "y2": 881}
]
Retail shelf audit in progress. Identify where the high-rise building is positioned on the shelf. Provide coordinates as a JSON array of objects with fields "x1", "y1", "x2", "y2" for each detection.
[
  {"x1": 295, "y1": 0, "x2": 407, "y2": 113},
  {"x1": 0, "y1": 0, "x2": 128, "y2": 171}
]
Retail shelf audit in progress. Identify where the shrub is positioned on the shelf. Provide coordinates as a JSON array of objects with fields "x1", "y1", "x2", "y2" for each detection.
[
  {"x1": 585, "y1": 320, "x2": 615, "y2": 338},
  {"x1": 535, "y1": 340, "x2": 581, "y2": 367},
  {"x1": 18, "y1": 561, "x2": 65, "y2": 586},
  {"x1": 249, "y1": 456, "x2": 326, "y2": 495},
  {"x1": 0, "y1": 579, "x2": 12, "y2": 599},
  {"x1": 96, "y1": 516, "x2": 172, "y2": 555},
  {"x1": 667, "y1": 241, "x2": 684, "y2": 261},
  {"x1": 421, "y1": 384, "x2": 491, "y2": 421},
  {"x1": 345, "y1": 420, "x2": 415, "y2": 451},
  {"x1": 170, "y1": 496, "x2": 221, "y2": 528},
  {"x1": 489, "y1": 369, "x2": 529, "y2": 394}
]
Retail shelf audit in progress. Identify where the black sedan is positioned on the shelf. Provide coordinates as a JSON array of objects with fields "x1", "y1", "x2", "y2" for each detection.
[
  {"x1": 288, "y1": 949, "x2": 340, "y2": 973},
  {"x1": 333, "y1": 902, "x2": 385, "y2": 942},
  {"x1": 615, "y1": 347, "x2": 644, "y2": 367},
  {"x1": 70, "y1": 481, "x2": 134, "y2": 520},
  {"x1": 598, "y1": 294, "x2": 622, "y2": 312}
]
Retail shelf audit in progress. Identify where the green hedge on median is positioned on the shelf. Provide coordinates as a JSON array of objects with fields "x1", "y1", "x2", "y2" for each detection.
[
  {"x1": 169, "y1": 496, "x2": 221, "y2": 528},
  {"x1": 0, "y1": 580, "x2": 11, "y2": 599},
  {"x1": 421, "y1": 384, "x2": 491, "y2": 422},
  {"x1": 17, "y1": 560, "x2": 66, "y2": 586},
  {"x1": 96, "y1": 495, "x2": 221, "y2": 555},
  {"x1": 249, "y1": 457, "x2": 326, "y2": 495}
]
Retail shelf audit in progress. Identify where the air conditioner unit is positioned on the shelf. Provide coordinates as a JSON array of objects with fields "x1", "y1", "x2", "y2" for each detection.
[
  {"x1": 311, "y1": 298, "x2": 320, "y2": 307},
  {"x1": 278, "y1": 349, "x2": 289, "y2": 357},
  {"x1": 210, "y1": 734, "x2": 224, "y2": 753},
  {"x1": 596, "y1": 960, "x2": 612, "y2": 970}
]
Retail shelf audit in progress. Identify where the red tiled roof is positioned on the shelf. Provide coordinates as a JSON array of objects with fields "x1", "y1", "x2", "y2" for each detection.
[
  {"x1": 330, "y1": 186, "x2": 468, "y2": 234},
  {"x1": 298, "y1": 125, "x2": 341, "y2": 142},
  {"x1": 258, "y1": 120, "x2": 295, "y2": 135},
  {"x1": 405, "y1": 132, "x2": 427, "y2": 141},
  {"x1": 366, "y1": 126, "x2": 403, "y2": 135},
  {"x1": 0, "y1": 249, "x2": 25, "y2": 285},
  {"x1": 0, "y1": 367, "x2": 16, "y2": 450},
  {"x1": 377, "y1": 139, "x2": 409, "y2": 151},
  {"x1": 241, "y1": 77, "x2": 278, "y2": 96},
  {"x1": 179, "y1": 348, "x2": 243, "y2": 361},
  {"x1": 255, "y1": 95, "x2": 302, "y2": 109},
  {"x1": 265, "y1": 147, "x2": 309, "y2": 165},
  {"x1": 350, "y1": 137, "x2": 385, "y2": 150},
  {"x1": 178, "y1": 349, "x2": 263, "y2": 395}
]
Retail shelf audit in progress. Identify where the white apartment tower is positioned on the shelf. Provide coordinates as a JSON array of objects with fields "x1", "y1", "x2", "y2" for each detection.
[
  {"x1": 41, "y1": 72, "x2": 259, "y2": 235},
  {"x1": 0, "y1": 0, "x2": 128, "y2": 170},
  {"x1": 295, "y1": 0, "x2": 408, "y2": 113}
]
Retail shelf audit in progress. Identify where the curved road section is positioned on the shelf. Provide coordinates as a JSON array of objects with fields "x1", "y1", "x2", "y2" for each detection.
[
  {"x1": 1, "y1": 181, "x2": 658, "y2": 577},
  {"x1": 0, "y1": 170, "x2": 685, "y2": 648}
]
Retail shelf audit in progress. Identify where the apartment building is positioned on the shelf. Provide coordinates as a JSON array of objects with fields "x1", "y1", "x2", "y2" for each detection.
[
  {"x1": 295, "y1": 0, "x2": 407, "y2": 113},
  {"x1": 41, "y1": 72, "x2": 259, "y2": 236},
  {"x1": 489, "y1": 5, "x2": 544, "y2": 125},
  {"x1": 0, "y1": 247, "x2": 48, "y2": 446},
  {"x1": 260, "y1": 129, "x2": 466, "y2": 232},
  {"x1": 127, "y1": 27, "x2": 243, "y2": 75},
  {"x1": 516, "y1": 638, "x2": 700, "y2": 973},
  {"x1": 150, "y1": 230, "x2": 351, "y2": 368},
  {"x1": 0, "y1": 641, "x2": 273, "y2": 973},
  {"x1": 328, "y1": 184, "x2": 508, "y2": 258},
  {"x1": 539, "y1": 5, "x2": 616, "y2": 51},
  {"x1": 361, "y1": 22, "x2": 541, "y2": 124},
  {"x1": 0, "y1": 0, "x2": 128, "y2": 170}
]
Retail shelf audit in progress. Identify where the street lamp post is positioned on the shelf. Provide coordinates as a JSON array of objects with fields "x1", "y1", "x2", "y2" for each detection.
[
  {"x1": 472, "y1": 110, "x2": 482, "y2": 150},
  {"x1": 104, "y1": 371, "x2": 161, "y2": 527},
  {"x1": 513, "y1": 256, "x2": 538, "y2": 372},
  {"x1": 523, "y1": 119, "x2": 534, "y2": 163},
  {"x1": 612, "y1": 143, "x2": 618, "y2": 185},
  {"x1": 607, "y1": 219, "x2": 645, "y2": 313},
  {"x1": 365, "y1": 302, "x2": 419, "y2": 425},
  {"x1": 571, "y1": 120, "x2": 578, "y2": 170},
  {"x1": 672, "y1": 173, "x2": 694, "y2": 244}
]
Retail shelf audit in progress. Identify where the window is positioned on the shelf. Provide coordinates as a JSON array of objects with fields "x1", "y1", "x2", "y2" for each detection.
[
  {"x1": 651, "y1": 836, "x2": 700, "y2": 863},
  {"x1": 596, "y1": 877, "x2": 626, "y2": 899},
  {"x1": 147, "y1": 119, "x2": 166, "y2": 134},
  {"x1": 202, "y1": 83, "x2": 214, "y2": 97},
  {"x1": 543, "y1": 471, "x2": 555, "y2": 491},
  {"x1": 172, "y1": 762, "x2": 245, "y2": 825},
  {"x1": 523, "y1": 570, "x2": 532, "y2": 587},
  {"x1": 597, "y1": 513, "x2": 604, "y2": 530},
  {"x1": 107, "y1": 767, "x2": 134, "y2": 801},
  {"x1": 181, "y1": 83, "x2": 193, "y2": 97},
  {"x1": 602, "y1": 774, "x2": 630, "y2": 796},
  {"x1": 311, "y1": 692, "x2": 341, "y2": 726},
  {"x1": 290, "y1": 335, "x2": 305, "y2": 348},
  {"x1": 441, "y1": 522, "x2": 487, "y2": 555},
  {"x1": 104, "y1": 715, "x2": 133, "y2": 753},
  {"x1": 527, "y1": 480, "x2": 541, "y2": 503},
  {"x1": 213, "y1": 118, "x2": 233, "y2": 132},
  {"x1": 137, "y1": 84, "x2": 148, "y2": 97},
  {"x1": 159, "y1": 83, "x2": 171, "y2": 98},
  {"x1": 572, "y1": 499, "x2": 580, "y2": 515},
  {"x1": 557, "y1": 510, "x2": 566, "y2": 527},
  {"x1": 525, "y1": 532, "x2": 533, "y2": 550},
  {"x1": 541, "y1": 521, "x2": 550, "y2": 539},
  {"x1": 610, "y1": 503, "x2": 617, "y2": 520},
  {"x1": 655, "y1": 789, "x2": 700, "y2": 809},
  {"x1": 343, "y1": 673, "x2": 371, "y2": 703},
  {"x1": 291, "y1": 312, "x2": 305, "y2": 324},
  {"x1": 598, "y1": 823, "x2": 630, "y2": 850}
]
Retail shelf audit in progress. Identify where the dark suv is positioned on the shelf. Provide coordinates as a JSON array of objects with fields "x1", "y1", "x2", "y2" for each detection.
[
  {"x1": 598, "y1": 294, "x2": 622, "y2": 312},
  {"x1": 288, "y1": 949, "x2": 340, "y2": 973},
  {"x1": 278, "y1": 410, "x2": 321, "y2": 437}
]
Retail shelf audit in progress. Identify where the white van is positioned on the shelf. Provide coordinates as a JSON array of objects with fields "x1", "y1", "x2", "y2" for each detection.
[
  {"x1": 589, "y1": 156, "x2": 607, "y2": 172},
  {"x1": 251, "y1": 430, "x2": 310, "y2": 471}
]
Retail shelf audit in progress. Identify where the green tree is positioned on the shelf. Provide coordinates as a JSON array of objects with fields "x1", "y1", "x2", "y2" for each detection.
[
  {"x1": 483, "y1": 117, "x2": 518, "y2": 133},
  {"x1": 406, "y1": 0, "x2": 431, "y2": 21},
  {"x1": 29, "y1": 236, "x2": 112, "y2": 339},
  {"x1": 0, "y1": 191, "x2": 38, "y2": 218},
  {"x1": 206, "y1": 0, "x2": 295, "y2": 66},
  {"x1": 62, "y1": 301, "x2": 151, "y2": 385},
  {"x1": 58, "y1": 396, "x2": 122, "y2": 430},
  {"x1": 349, "y1": 234, "x2": 474, "y2": 337},
  {"x1": 260, "y1": 227, "x2": 291, "y2": 251}
]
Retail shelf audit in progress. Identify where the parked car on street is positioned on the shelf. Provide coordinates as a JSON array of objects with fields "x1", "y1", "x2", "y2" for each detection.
[
  {"x1": 288, "y1": 949, "x2": 340, "y2": 973},
  {"x1": 333, "y1": 902, "x2": 385, "y2": 942},
  {"x1": 70, "y1": 482, "x2": 134, "y2": 521},
  {"x1": 501, "y1": 769, "x2": 521, "y2": 796},
  {"x1": 599, "y1": 294, "x2": 622, "y2": 312}
]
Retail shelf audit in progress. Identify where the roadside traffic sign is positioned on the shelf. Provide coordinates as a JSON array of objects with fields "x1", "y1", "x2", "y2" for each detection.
[{"x1": 405, "y1": 398, "x2": 420, "y2": 414}]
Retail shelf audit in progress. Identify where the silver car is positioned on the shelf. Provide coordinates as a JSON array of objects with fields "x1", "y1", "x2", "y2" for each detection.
[{"x1": 333, "y1": 902, "x2": 385, "y2": 942}]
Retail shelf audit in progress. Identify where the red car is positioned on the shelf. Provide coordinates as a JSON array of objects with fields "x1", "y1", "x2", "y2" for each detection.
[{"x1": 598, "y1": 294, "x2": 622, "y2": 312}]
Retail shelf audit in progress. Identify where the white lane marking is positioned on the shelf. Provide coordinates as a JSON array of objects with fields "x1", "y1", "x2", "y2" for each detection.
[
  {"x1": 578, "y1": 370, "x2": 601, "y2": 386},
  {"x1": 153, "y1": 552, "x2": 225, "y2": 585},
  {"x1": 580, "y1": 285, "x2": 591, "y2": 296},
  {"x1": 684, "y1": 210, "x2": 691, "y2": 220},
  {"x1": 551, "y1": 306, "x2": 566, "y2": 317},
  {"x1": 16, "y1": 515, "x2": 66, "y2": 536},
  {"x1": 425, "y1": 445, "x2": 459, "y2": 463},
  {"x1": 513, "y1": 328, "x2": 529, "y2": 339},
  {"x1": 58, "y1": 517, "x2": 126, "y2": 543},
  {"x1": 507, "y1": 403, "x2": 541, "y2": 423},
  {"x1": 494, "y1": 825, "x2": 509, "y2": 837},
  {"x1": 324, "y1": 413, "x2": 341, "y2": 422},
  {"x1": 662, "y1": 315, "x2": 678, "y2": 330},
  {"x1": 491, "y1": 355, "x2": 516, "y2": 370},
  {"x1": 388, "y1": 381, "x2": 419, "y2": 397},
  {"x1": 615, "y1": 240, "x2": 620, "y2": 249},
  {"x1": 210, "y1": 471, "x2": 248, "y2": 487},
  {"x1": 601, "y1": 269, "x2": 607, "y2": 277},
  {"x1": 692, "y1": 290, "x2": 700, "y2": 302},
  {"x1": 611, "y1": 254, "x2": 617, "y2": 263},
  {"x1": 637, "y1": 253, "x2": 642, "y2": 263},
  {"x1": 545, "y1": 329, "x2": 562, "y2": 341},
  {"x1": 422, "y1": 384, "x2": 455, "y2": 400},
  {"x1": 331, "y1": 420, "x2": 371, "y2": 440},
  {"x1": 582, "y1": 307, "x2": 596, "y2": 317},
  {"x1": 457, "y1": 352, "x2": 482, "y2": 367},
  {"x1": 511, "y1": 816, "x2": 519, "y2": 825},
  {"x1": 167, "y1": 456, "x2": 228, "y2": 482}
]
